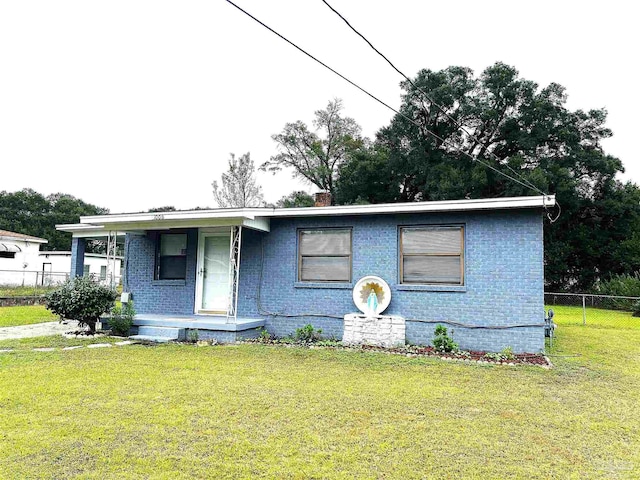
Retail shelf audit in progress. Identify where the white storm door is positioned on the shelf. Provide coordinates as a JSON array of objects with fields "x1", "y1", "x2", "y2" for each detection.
[{"x1": 196, "y1": 233, "x2": 231, "y2": 314}]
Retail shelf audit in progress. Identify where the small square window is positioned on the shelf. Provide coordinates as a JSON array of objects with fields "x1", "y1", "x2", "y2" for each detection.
[{"x1": 155, "y1": 233, "x2": 187, "y2": 280}]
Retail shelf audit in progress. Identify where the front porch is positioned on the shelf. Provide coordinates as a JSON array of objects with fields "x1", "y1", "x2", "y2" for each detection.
[{"x1": 124, "y1": 314, "x2": 265, "y2": 343}]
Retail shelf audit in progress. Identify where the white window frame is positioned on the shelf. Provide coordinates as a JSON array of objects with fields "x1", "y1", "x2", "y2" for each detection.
[{"x1": 298, "y1": 228, "x2": 352, "y2": 283}]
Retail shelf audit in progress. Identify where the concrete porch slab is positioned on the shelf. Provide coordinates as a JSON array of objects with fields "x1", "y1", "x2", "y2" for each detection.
[{"x1": 132, "y1": 314, "x2": 265, "y2": 332}]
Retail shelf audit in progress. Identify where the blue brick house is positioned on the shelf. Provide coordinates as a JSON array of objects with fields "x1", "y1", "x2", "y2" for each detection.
[{"x1": 57, "y1": 195, "x2": 555, "y2": 352}]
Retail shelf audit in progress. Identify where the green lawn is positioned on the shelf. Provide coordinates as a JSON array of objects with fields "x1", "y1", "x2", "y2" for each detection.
[
  {"x1": 549, "y1": 304, "x2": 640, "y2": 329},
  {"x1": 0, "y1": 305, "x2": 57, "y2": 327},
  {"x1": 0, "y1": 285, "x2": 56, "y2": 297},
  {"x1": 0, "y1": 320, "x2": 638, "y2": 478}
]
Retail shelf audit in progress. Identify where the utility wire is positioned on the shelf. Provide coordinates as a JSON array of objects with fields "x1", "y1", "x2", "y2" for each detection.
[
  {"x1": 320, "y1": 0, "x2": 542, "y2": 195},
  {"x1": 225, "y1": 0, "x2": 558, "y2": 218},
  {"x1": 320, "y1": 0, "x2": 561, "y2": 222}
]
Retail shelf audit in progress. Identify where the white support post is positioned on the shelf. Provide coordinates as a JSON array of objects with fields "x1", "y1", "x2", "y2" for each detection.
[
  {"x1": 226, "y1": 226, "x2": 242, "y2": 324},
  {"x1": 234, "y1": 226, "x2": 242, "y2": 324},
  {"x1": 582, "y1": 295, "x2": 587, "y2": 326}
]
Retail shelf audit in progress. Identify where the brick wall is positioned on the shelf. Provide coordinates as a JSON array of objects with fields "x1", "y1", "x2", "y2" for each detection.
[
  {"x1": 123, "y1": 209, "x2": 546, "y2": 353},
  {"x1": 125, "y1": 229, "x2": 198, "y2": 315},
  {"x1": 237, "y1": 210, "x2": 545, "y2": 353}
]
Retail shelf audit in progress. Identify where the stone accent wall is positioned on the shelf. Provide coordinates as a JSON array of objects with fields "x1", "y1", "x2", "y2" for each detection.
[{"x1": 343, "y1": 314, "x2": 405, "y2": 348}]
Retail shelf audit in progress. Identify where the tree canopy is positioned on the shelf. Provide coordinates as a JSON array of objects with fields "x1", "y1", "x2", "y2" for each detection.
[
  {"x1": 0, "y1": 189, "x2": 108, "y2": 252},
  {"x1": 275, "y1": 191, "x2": 315, "y2": 208},
  {"x1": 212, "y1": 152, "x2": 264, "y2": 208},
  {"x1": 263, "y1": 99, "x2": 362, "y2": 204},
  {"x1": 335, "y1": 62, "x2": 640, "y2": 291}
]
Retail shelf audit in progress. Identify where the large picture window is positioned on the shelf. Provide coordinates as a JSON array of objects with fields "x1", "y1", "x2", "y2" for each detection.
[
  {"x1": 400, "y1": 226, "x2": 464, "y2": 285},
  {"x1": 298, "y1": 228, "x2": 352, "y2": 282},
  {"x1": 156, "y1": 233, "x2": 187, "y2": 280}
]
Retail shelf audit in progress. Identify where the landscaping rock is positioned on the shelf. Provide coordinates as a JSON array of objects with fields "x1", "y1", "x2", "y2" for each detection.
[{"x1": 87, "y1": 343, "x2": 112, "y2": 349}]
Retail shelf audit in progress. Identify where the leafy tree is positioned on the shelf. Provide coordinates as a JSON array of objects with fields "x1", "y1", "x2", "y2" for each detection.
[
  {"x1": 148, "y1": 206, "x2": 177, "y2": 212},
  {"x1": 263, "y1": 99, "x2": 362, "y2": 204},
  {"x1": 275, "y1": 191, "x2": 315, "y2": 208},
  {"x1": 0, "y1": 189, "x2": 108, "y2": 252},
  {"x1": 212, "y1": 152, "x2": 264, "y2": 208},
  {"x1": 335, "y1": 62, "x2": 640, "y2": 290}
]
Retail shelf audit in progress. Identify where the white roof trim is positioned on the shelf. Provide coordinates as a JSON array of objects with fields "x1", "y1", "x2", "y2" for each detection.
[{"x1": 56, "y1": 195, "x2": 554, "y2": 234}]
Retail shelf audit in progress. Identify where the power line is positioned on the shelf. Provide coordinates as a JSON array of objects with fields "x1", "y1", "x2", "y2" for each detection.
[
  {"x1": 224, "y1": 0, "x2": 558, "y2": 218},
  {"x1": 319, "y1": 0, "x2": 544, "y2": 197}
]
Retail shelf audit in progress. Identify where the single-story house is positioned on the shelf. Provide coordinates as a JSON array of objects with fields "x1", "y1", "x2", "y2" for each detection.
[
  {"x1": 0, "y1": 229, "x2": 48, "y2": 286},
  {"x1": 56, "y1": 195, "x2": 555, "y2": 353}
]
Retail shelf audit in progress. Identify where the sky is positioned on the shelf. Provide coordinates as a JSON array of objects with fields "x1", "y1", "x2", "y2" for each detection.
[{"x1": 1, "y1": 0, "x2": 637, "y2": 213}]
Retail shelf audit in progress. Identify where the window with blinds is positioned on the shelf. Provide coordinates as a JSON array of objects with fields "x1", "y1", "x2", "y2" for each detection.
[
  {"x1": 298, "y1": 228, "x2": 352, "y2": 282},
  {"x1": 155, "y1": 233, "x2": 188, "y2": 280},
  {"x1": 400, "y1": 226, "x2": 464, "y2": 285}
]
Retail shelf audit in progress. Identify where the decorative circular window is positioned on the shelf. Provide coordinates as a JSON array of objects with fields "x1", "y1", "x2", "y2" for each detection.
[{"x1": 352, "y1": 276, "x2": 391, "y2": 315}]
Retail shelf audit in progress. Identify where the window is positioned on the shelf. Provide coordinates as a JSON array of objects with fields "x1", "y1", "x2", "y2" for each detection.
[
  {"x1": 156, "y1": 233, "x2": 187, "y2": 280},
  {"x1": 100, "y1": 265, "x2": 107, "y2": 281},
  {"x1": 400, "y1": 226, "x2": 464, "y2": 285},
  {"x1": 298, "y1": 228, "x2": 351, "y2": 282},
  {"x1": 83, "y1": 265, "x2": 91, "y2": 277},
  {"x1": 0, "y1": 252, "x2": 16, "y2": 259}
]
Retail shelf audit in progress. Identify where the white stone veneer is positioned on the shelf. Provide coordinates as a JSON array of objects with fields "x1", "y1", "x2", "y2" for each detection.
[{"x1": 342, "y1": 314, "x2": 405, "y2": 348}]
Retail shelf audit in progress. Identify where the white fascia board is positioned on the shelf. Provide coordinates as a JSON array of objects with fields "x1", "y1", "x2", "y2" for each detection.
[
  {"x1": 0, "y1": 235, "x2": 48, "y2": 244},
  {"x1": 80, "y1": 209, "x2": 262, "y2": 224},
  {"x1": 269, "y1": 195, "x2": 555, "y2": 217},
  {"x1": 64, "y1": 195, "x2": 553, "y2": 231}
]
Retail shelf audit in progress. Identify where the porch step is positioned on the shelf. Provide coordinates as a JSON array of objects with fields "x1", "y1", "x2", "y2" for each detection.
[
  {"x1": 129, "y1": 335, "x2": 173, "y2": 343},
  {"x1": 130, "y1": 326, "x2": 186, "y2": 342}
]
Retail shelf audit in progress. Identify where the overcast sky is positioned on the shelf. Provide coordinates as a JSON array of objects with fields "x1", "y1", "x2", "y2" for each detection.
[{"x1": 1, "y1": 0, "x2": 637, "y2": 213}]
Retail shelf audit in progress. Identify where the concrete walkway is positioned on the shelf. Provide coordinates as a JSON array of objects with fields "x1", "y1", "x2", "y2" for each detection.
[{"x1": 0, "y1": 320, "x2": 82, "y2": 340}]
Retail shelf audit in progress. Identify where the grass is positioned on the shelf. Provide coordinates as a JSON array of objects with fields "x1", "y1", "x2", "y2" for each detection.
[
  {"x1": 0, "y1": 305, "x2": 57, "y2": 327},
  {"x1": 0, "y1": 335, "x2": 118, "y2": 351},
  {"x1": 548, "y1": 304, "x2": 640, "y2": 329},
  {"x1": 0, "y1": 285, "x2": 56, "y2": 297},
  {"x1": 0, "y1": 319, "x2": 638, "y2": 478}
]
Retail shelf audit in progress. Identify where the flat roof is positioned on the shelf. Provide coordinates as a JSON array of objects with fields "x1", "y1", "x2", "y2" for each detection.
[{"x1": 56, "y1": 195, "x2": 555, "y2": 236}]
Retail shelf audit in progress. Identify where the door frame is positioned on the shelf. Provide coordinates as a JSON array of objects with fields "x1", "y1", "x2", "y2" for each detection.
[{"x1": 194, "y1": 228, "x2": 233, "y2": 315}]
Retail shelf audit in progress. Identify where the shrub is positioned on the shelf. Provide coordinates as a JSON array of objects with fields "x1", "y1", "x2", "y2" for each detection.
[
  {"x1": 45, "y1": 276, "x2": 117, "y2": 333},
  {"x1": 632, "y1": 300, "x2": 640, "y2": 318},
  {"x1": 432, "y1": 325, "x2": 458, "y2": 353},
  {"x1": 294, "y1": 324, "x2": 323, "y2": 343},
  {"x1": 109, "y1": 302, "x2": 135, "y2": 336},
  {"x1": 187, "y1": 329, "x2": 199, "y2": 343},
  {"x1": 595, "y1": 274, "x2": 640, "y2": 310},
  {"x1": 255, "y1": 327, "x2": 273, "y2": 343}
]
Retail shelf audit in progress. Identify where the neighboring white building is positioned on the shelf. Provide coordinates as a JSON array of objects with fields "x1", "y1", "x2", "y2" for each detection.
[
  {"x1": 0, "y1": 229, "x2": 122, "y2": 287},
  {"x1": 0, "y1": 229, "x2": 48, "y2": 286},
  {"x1": 38, "y1": 251, "x2": 123, "y2": 285}
]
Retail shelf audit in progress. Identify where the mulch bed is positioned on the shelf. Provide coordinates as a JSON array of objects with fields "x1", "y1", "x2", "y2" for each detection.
[{"x1": 245, "y1": 340, "x2": 552, "y2": 367}]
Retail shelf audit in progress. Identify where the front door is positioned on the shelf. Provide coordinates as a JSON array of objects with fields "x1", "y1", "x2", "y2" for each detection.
[{"x1": 195, "y1": 232, "x2": 231, "y2": 314}]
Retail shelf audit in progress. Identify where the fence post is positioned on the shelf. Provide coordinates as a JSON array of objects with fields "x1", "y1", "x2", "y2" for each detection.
[{"x1": 582, "y1": 295, "x2": 587, "y2": 325}]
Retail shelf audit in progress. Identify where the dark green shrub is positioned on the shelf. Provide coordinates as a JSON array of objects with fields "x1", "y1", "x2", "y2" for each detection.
[
  {"x1": 595, "y1": 274, "x2": 640, "y2": 310},
  {"x1": 632, "y1": 300, "x2": 640, "y2": 317},
  {"x1": 109, "y1": 302, "x2": 135, "y2": 336},
  {"x1": 294, "y1": 324, "x2": 323, "y2": 343},
  {"x1": 432, "y1": 325, "x2": 458, "y2": 353},
  {"x1": 45, "y1": 276, "x2": 117, "y2": 333}
]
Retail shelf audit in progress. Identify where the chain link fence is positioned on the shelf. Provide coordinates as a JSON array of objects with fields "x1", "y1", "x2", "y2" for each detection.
[
  {"x1": 0, "y1": 269, "x2": 121, "y2": 297},
  {"x1": 545, "y1": 292, "x2": 640, "y2": 329}
]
